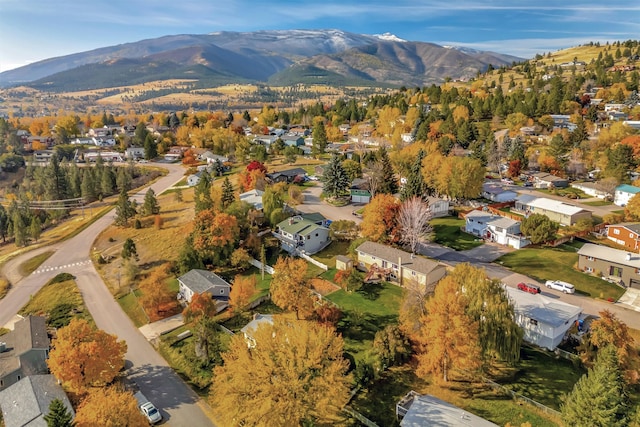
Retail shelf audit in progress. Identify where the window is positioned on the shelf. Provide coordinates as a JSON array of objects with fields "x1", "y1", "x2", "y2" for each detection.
[
  {"x1": 586, "y1": 267, "x2": 593, "y2": 273},
  {"x1": 587, "y1": 256, "x2": 594, "y2": 261},
  {"x1": 631, "y1": 233, "x2": 635, "y2": 238},
  {"x1": 220, "y1": 289, "x2": 225, "y2": 294},
  {"x1": 382, "y1": 261, "x2": 388, "y2": 268},
  {"x1": 530, "y1": 319, "x2": 538, "y2": 325},
  {"x1": 411, "y1": 271, "x2": 416, "y2": 276},
  {"x1": 614, "y1": 229, "x2": 620, "y2": 235}
]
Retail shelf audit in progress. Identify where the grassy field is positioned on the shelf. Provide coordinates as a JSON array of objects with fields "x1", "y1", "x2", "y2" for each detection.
[
  {"x1": 497, "y1": 245, "x2": 626, "y2": 300},
  {"x1": 117, "y1": 291, "x2": 149, "y2": 327},
  {"x1": 582, "y1": 200, "x2": 613, "y2": 207},
  {"x1": 311, "y1": 240, "x2": 351, "y2": 268},
  {"x1": 18, "y1": 251, "x2": 54, "y2": 276},
  {"x1": 431, "y1": 216, "x2": 484, "y2": 251}
]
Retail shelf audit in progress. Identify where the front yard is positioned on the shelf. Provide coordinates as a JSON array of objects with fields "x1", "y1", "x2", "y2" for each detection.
[
  {"x1": 497, "y1": 244, "x2": 626, "y2": 300},
  {"x1": 431, "y1": 216, "x2": 484, "y2": 251}
]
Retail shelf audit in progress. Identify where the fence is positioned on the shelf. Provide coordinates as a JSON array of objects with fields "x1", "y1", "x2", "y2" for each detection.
[
  {"x1": 554, "y1": 347, "x2": 580, "y2": 361},
  {"x1": 343, "y1": 406, "x2": 379, "y2": 427},
  {"x1": 249, "y1": 258, "x2": 275, "y2": 275},
  {"x1": 298, "y1": 252, "x2": 329, "y2": 271},
  {"x1": 484, "y1": 378, "x2": 562, "y2": 417}
]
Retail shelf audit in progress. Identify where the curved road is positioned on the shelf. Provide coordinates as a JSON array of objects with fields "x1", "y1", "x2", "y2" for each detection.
[{"x1": 0, "y1": 163, "x2": 215, "y2": 427}]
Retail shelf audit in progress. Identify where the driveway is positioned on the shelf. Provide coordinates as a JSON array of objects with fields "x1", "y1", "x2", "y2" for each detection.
[{"x1": 295, "y1": 184, "x2": 362, "y2": 223}]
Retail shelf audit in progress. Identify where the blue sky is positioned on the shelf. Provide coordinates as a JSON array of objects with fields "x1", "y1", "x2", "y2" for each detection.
[{"x1": 1, "y1": 0, "x2": 639, "y2": 72}]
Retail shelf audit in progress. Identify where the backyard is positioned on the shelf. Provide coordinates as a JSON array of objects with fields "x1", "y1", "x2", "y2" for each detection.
[
  {"x1": 431, "y1": 216, "x2": 484, "y2": 251},
  {"x1": 497, "y1": 243, "x2": 626, "y2": 300}
]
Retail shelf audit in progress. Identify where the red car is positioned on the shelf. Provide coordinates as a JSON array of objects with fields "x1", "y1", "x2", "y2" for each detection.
[{"x1": 517, "y1": 282, "x2": 541, "y2": 294}]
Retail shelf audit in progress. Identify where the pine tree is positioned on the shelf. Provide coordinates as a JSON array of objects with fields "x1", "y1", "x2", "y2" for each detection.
[
  {"x1": 311, "y1": 121, "x2": 328, "y2": 157},
  {"x1": 12, "y1": 209, "x2": 26, "y2": 247},
  {"x1": 221, "y1": 177, "x2": 235, "y2": 208},
  {"x1": 562, "y1": 345, "x2": 629, "y2": 427},
  {"x1": 321, "y1": 154, "x2": 350, "y2": 200},
  {"x1": 80, "y1": 169, "x2": 97, "y2": 202},
  {"x1": 193, "y1": 171, "x2": 213, "y2": 214},
  {"x1": 377, "y1": 147, "x2": 398, "y2": 195},
  {"x1": 43, "y1": 398, "x2": 75, "y2": 427},
  {"x1": 114, "y1": 189, "x2": 136, "y2": 227},
  {"x1": 30, "y1": 216, "x2": 42, "y2": 242},
  {"x1": 100, "y1": 167, "x2": 115, "y2": 196},
  {"x1": 115, "y1": 166, "x2": 132, "y2": 192},
  {"x1": 144, "y1": 133, "x2": 157, "y2": 160},
  {"x1": 400, "y1": 150, "x2": 426, "y2": 201},
  {"x1": 121, "y1": 238, "x2": 137, "y2": 260},
  {"x1": 142, "y1": 188, "x2": 160, "y2": 216}
]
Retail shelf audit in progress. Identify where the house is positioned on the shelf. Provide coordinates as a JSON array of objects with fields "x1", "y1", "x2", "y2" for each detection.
[
  {"x1": 281, "y1": 135, "x2": 304, "y2": 147},
  {"x1": 607, "y1": 223, "x2": 640, "y2": 253},
  {"x1": 32, "y1": 150, "x2": 55, "y2": 163},
  {"x1": 266, "y1": 168, "x2": 307, "y2": 184},
  {"x1": 0, "y1": 375, "x2": 75, "y2": 427},
  {"x1": 125, "y1": 147, "x2": 145, "y2": 160},
  {"x1": 531, "y1": 172, "x2": 568, "y2": 189},
  {"x1": 504, "y1": 286, "x2": 582, "y2": 350},
  {"x1": 482, "y1": 183, "x2": 518, "y2": 202},
  {"x1": 83, "y1": 151, "x2": 123, "y2": 162},
  {"x1": 88, "y1": 127, "x2": 111, "y2": 138},
  {"x1": 240, "y1": 314, "x2": 274, "y2": 348},
  {"x1": 253, "y1": 135, "x2": 279, "y2": 149},
  {"x1": 177, "y1": 269, "x2": 231, "y2": 308},
  {"x1": 578, "y1": 243, "x2": 640, "y2": 288},
  {"x1": 464, "y1": 210, "x2": 529, "y2": 249},
  {"x1": 513, "y1": 195, "x2": 592, "y2": 226},
  {"x1": 273, "y1": 214, "x2": 331, "y2": 255},
  {"x1": 614, "y1": 184, "x2": 640, "y2": 207},
  {"x1": 397, "y1": 391, "x2": 498, "y2": 427},
  {"x1": 0, "y1": 316, "x2": 49, "y2": 391},
  {"x1": 570, "y1": 181, "x2": 612, "y2": 199},
  {"x1": 355, "y1": 241, "x2": 447, "y2": 290},
  {"x1": 187, "y1": 172, "x2": 205, "y2": 187},
  {"x1": 239, "y1": 189, "x2": 264, "y2": 210},
  {"x1": 350, "y1": 178, "x2": 371, "y2": 204},
  {"x1": 426, "y1": 197, "x2": 450, "y2": 218}
]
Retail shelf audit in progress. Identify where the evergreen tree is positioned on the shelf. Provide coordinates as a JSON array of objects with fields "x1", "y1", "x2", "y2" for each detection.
[
  {"x1": 311, "y1": 121, "x2": 328, "y2": 157},
  {"x1": 562, "y1": 346, "x2": 629, "y2": 427},
  {"x1": 377, "y1": 147, "x2": 399, "y2": 195},
  {"x1": 547, "y1": 134, "x2": 569, "y2": 166},
  {"x1": 80, "y1": 169, "x2": 97, "y2": 202},
  {"x1": 0, "y1": 204, "x2": 9, "y2": 242},
  {"x1": 121, "y1": 238, "x2": 138, "y2": 260},
  {"x1": 142, "y1": 188, "x2": 160, "y2": 216},
  {"x1": 570, "y1": 116, "x2": 589, "y2": 147},
  {"x1": 400, "y1": 150, "x2": 426, "y2": 201},
  {"x1": 43, "y1": 398, "x2": 75, "y2": 427},
  {"x1": 114, "y1": 189, "x2": 136, "y2": 227},
  {"x1": 100, "y1": 167, "x2": 115, "y2": 196},
  {"x1": 68, "y1": 162, "x2": 82, "y2": 198},
  {"x1": 221, "y1": 177, "x2": 235, "y2": 209},
  {"x1": 115, "y1": 166, "x2": 132, "y2": 192},
  {"x1": 194, "y1": 171, "x2": 213, "y2": 214},
  {"x1": 12, "y1": 209, "x2": 26, "y2": 247},
  {"x1": 143, "y1": 133, "x2": 157, "y2": 160},
  {"x1": 30, "y1": 216, "x2": 42, "y2": 242},
  {"x1": 321, "y1": 154, "x2": 350, "y2": 199},
  {"x1": 133, "y1": 121, "x2": 149, "y2": 146}
]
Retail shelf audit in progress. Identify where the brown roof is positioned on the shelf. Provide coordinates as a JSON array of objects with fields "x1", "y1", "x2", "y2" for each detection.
[{"x1": 356, "y1": 241, "x2": 442, "y2": 276}]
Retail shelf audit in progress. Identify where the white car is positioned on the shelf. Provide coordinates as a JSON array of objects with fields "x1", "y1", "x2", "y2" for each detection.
[
  {"x1": 545, "y1": 280, "x2": 575, "y2": 294},
  {"x1": 307, "y1": 175, "x2": 319, "y2": 181},
  {"x1": 140, "y1": 402, "x2": 162, "y2": 424}
]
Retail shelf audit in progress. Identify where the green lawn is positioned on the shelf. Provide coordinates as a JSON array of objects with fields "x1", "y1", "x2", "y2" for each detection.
[
  {"x1": 497, "y1": 245, "x2": 625, "y2": 300},
  {"x1": 538, "y1": 187, "x2": 587, "y2": 199},
  {"x1": 19, "y1": 251, "x2": 54, "y2": 276},
  {"x1": 432, "y1": 216, "x2": 484, "y2": 251},
  {"x1": 117, "y1": 291, "x2": 149, "y2": 327},
  {"x1": 312, "y1": 240, "x2": 351, "y2": 268},
  {"x1": 582, "y1": 200, "x2": 613, "y2": 206}
]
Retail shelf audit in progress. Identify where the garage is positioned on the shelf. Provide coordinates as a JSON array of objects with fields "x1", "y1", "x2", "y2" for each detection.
[
  {"x1": 351, "y1": 193, "x2": 370, "y2": 204},
  {"x1": 630, "y1": 278, "x2": 640, "y2": 289}
]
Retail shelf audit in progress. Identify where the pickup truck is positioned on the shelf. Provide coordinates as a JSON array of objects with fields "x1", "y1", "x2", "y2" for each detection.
[{"x1": 134, "y1": 391, "x2": 162, "y2": 424}]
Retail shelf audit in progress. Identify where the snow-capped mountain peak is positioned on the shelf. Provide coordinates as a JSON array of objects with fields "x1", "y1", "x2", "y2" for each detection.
[{"x1": 373, "y1": 32, "x2": 406, "y2": 42}]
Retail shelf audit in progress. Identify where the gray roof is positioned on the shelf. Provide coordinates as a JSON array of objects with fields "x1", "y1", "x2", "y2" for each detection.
[
  {"x1": 613, "y1": 223, "x2": 640, "y2": 234},
  {"x1": 0, "y1": 316, "x2": 49, "y2": 379},
  {"x1": 268, "y1": 168, "x2": 307, "y2": 179},
  {"x1": 240, "y1": 314, "x2": 274, "y2": 337},
  {"x1": 577, "y1": 243, "x2": 640, "y2": 268},
  {"x1": 356, "y1": 241, "x2": 443, "y2": 276},
  {"x1": 400, "y1": 394, "x2": 497, "y2": 427},
  {"x1": 177, "y1": 269, "x2": 230, "y2": 295},
  {"x1": 0, "y1": 375, "x2": 74, "y2": 427},
  {"x1": 482, "y1": 183, "x2": 517, "y2": 195},
  {"x1": 515, "y1": 194, "x2": 538, "y2": 204},
  {"x1": 504, "y1": 286, "x2": 582, "y2": 328}
]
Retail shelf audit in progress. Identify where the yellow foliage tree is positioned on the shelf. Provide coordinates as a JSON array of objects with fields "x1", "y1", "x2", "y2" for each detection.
[
  {"x1": 210, "y1": 319, "x2": 352, "y2": 426},
  {"x1": 47, "y1": 318, "x2": 127, "y2": 392},
  {"x1": 74, "y1": 386, "x2": 148, "y2": 427},
  {"x1": 139, "y1": 264, "x2": 177, "y2": 321},
  {"x1": 229, "y1": 274, "x2": 256, "y2": 313}
]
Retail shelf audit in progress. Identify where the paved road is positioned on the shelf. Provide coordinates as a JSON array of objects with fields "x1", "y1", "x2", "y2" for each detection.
[
  {"x1": 296, "y1": 183, "x2": 363, "y2": 223},
  {"x1": 0, "y1": 163, "x2": 215, "y2": 427}
]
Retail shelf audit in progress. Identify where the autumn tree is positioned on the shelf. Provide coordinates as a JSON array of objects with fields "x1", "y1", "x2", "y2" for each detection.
[
  {"x1": 44, "y1": 398, "x2": 74, "y2": 427},
  {"x1": 416, "y1": 276, "x2": 481, "y2": 382},
  {"x1": 360, "y1": 193, "x2": 400, "y2": 243},
  {"x1": 321, "y1": 153, "x2": 350, "y2": 200},
  {"x1": 139, "y1": 264, "x2": 176, "y2": 320},
  {"x1": 562, "y1": 345, "x2": 629, "y2": 427},
  {"x1": 329, "y1": 219, "x2": 359, "y2": 241},
  {"x1": 194, "y1": 170, "x2": 213, "y2": 214},
  {"x1": 625, "y1": 193, "x2": 640, "y2": 221},
  {"x1": 229, "y1": 274, "x2": 255, "y2": 313},
  {"x1": 74, "y1": 386, "x2": 148, "y2": 427},
  {"x1": 373, "y1": 324, "x2": 412, "y2": 369},
  {"x1": 271, "y1": 257, "x2": 314, "y2": 319},
  {"x1": 210, "y1": 319, "x2": 352, "y2": 426},
  {"x1": 141, "y1": 188, "x2": 160, "y2": 216},
  {"x1": 47, "y1": 318, "x2": 127, "y2": 392},
  {"x1": 521, "y1": 213, "x2": 559, "y2": 244},
  {"x1": 190, "y1": 210, "x2": 239, "y2": 266},
  {"x1": 363, "y1": 160, "x2": 384, "y2": 198},
  {"x1": 261, "y1": 186, "x2": 284, "y2": 226},
  {"x1": 183, "y1": 292, "x2": 220, "y2": 361},
  {"x1": 398, "y1": 196, "x2": 432, "y2": 253}
]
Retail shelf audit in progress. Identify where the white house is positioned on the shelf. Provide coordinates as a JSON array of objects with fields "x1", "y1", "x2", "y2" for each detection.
[
  {"x1": 187, "y1": 172, "x2": 205, "y2": 187},
  {"x1": 273, "y1": 214, "x2": 331, "y2": 255},
  {"x1": 239, "y1": 189, "x2": 264, "y2": 210},
  {"x1": 504, "y1": 285, "x2": 582, "y2": 350},
  {"x1": 464, "y1": 210, "x2": 529, "y2": 249},
  {"x1": 240, "y1": 314, "x2": 274, "y2": 348},
  {"x1": 482, "y1": 183, "x2": 518, "y2": 202},
  {"x1": 125, "y1": 147, "x2": 145, "y2": 160},
  {"x1": 570, "y1": 181, "x2": 612, "y2": 199},
  {"x1": 426, "y1": 196, "x2": 450, "y2": 218},
  {"x1": 614, "y1": 184, "x2": 640, "y2": 207}
]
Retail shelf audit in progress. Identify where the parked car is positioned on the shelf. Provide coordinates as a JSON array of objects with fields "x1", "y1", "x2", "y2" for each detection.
[
  {"x1": 544, "y1": 280, "x2": 575, "y2": 294},
  {"x1": 517, "y1": 282, "x2": 541, "y2": 294},
  {"x1": 134, "y1": 391, "x2": 162, "y2": 424},
  {"x1": 501, "y1": 178, "x2": 514, "y2": 184},
  {"x1": 307, "y1": 175, "x2": 319, "y2": 181},
  {"x1": 522, "y1": 181, "x2": 533, "y2": 187}
]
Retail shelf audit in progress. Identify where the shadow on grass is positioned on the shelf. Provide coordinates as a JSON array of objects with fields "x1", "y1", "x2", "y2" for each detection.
[{"x1": 358, "y1": 281, "x2": 383, "y2": 300}]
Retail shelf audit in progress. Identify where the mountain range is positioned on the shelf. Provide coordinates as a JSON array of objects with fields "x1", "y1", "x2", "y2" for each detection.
[{"x1": 0, "y1": 29, "x2": 523, "y2": 90}]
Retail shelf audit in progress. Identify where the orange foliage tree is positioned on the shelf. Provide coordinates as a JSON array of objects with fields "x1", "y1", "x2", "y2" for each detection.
[
  {"x1": 139, "y1": 264, "x2": 178, "y2": 321},
  {"x1": 271, "y1": 257, "x2": 314, "y2": 319},
  {"x1": 360, "y1": 193, "x2": 400, "y2": 243},
  {"x1": 621, "y1": 135, "x2": 640, "y2": 160},
  {"x1": 191, "y1": 210, "x2": 239, "y2": 266},
  {"x1": 182, "y1": 292, "x2": 219, "y2": 322},
  {"x1": 47, "y1": 318, "x2": 127, "y2": 392},
  {"x1": 229, "y1": 274, "x2": 256, "y2": 313},
  {"x1": 74, "y1": 386, "x2": 148, "y2": 427}
]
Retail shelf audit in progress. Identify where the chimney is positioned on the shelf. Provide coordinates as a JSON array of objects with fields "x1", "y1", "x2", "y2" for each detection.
[
  {"x1": 626, "y1": 253, "x2": 632, "y2": 261},
  {"x1": 0, "y1": 342, "x2": 5, "y2": 352}
]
